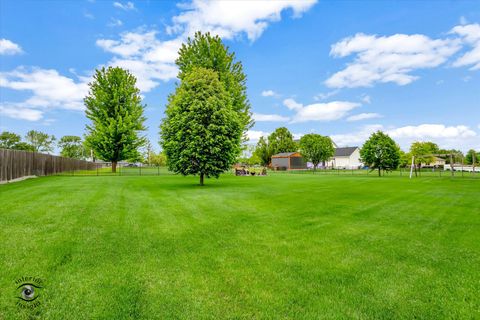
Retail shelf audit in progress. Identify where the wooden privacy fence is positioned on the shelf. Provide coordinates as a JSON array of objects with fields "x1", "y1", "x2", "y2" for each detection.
[{"x1": 0, "y1": 149, "x2": 97, "y2": 182}]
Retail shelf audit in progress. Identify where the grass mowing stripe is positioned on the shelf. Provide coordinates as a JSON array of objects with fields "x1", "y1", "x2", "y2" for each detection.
[{"x1": 0, "y1": 174, "x2": 479, "y2": 319}]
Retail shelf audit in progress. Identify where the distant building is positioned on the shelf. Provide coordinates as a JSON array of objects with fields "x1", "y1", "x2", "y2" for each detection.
[
  {"x1": 422, "y1": 157, "x2": 446, "y2": 167},
  {"x1": 326, "y1": 147, "x2": 363, "y2": 169},
  {"x1": 271, "y1": 152, "x2": 307, "y2": 170}
]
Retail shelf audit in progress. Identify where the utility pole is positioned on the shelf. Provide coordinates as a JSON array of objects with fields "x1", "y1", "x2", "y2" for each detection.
[
  {"x1": 450, "y1": 154, "x2": 454, "y2": 177},
  {"x1": 409, "y1": 155, "x2": 415, "y2": 179},
  {"x1": 473, "y1": 151, "x2": 476, "y2": 175}
]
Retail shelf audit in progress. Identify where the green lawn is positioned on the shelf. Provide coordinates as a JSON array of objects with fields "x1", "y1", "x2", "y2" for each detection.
[{"x1": 1, "y1": 174, "x2": 479, "y2": 319}]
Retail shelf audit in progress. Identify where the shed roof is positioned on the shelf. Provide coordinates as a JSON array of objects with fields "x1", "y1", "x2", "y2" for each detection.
[
  {"x1": 334, "y1": 147, "x2": 358, "y2": 157},
  {"x1": 272, "y1": 152, "x2": 301, "y2": 158}
]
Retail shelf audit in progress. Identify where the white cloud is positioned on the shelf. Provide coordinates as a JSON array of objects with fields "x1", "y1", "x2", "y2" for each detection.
[
  {"x1": 96, "y1": 31, "x2": 158, "y2": 57},
  {"x1": 113, "y1": 1, "x2": 135, "y2": 11},
  {"x1": 246, "y1": 130, "x2": 269, "y2": 142},
  {"x1": 0, "y1": 67, "x2": 90, "y2": 121},
  {"x1": 246, "y1": 129, "x2": 304, "y2": 143},
  {"x1": 0, "y1": 39, "x2": 23, "y2": 55},
  {"x1": 97, "y1": 1, "x2": 317, "y2": 91},
  {"x1": 450, "y1": 23, "x2": 480, "y2": 70},
  {"x1": 96, "y1": 31, "x2": 180, "y2": 92},
  {"x1": 108, "y1": 18, "x2": 123, "y2": 27},
  {"x1": 331, "y1": 124, "x2": 478, "y2": 151},
  {"x1": 360, "y1": 94, "x2": 371, "y2": 104},
  {"x1": 252, "y1": 113, "x2": 289, "y2": 122},
  {"x1": 84, "y1": 12, "x2": 94, "y2": 20},
  {"x1": 331, "y1": 124, "x2": 383, "y2": 147},
  {"x1": 284, "y1": 98, "x2": 360, "y2": 123},
  {"x1": 169, "y1": 0, "x2": 317, "y2": 41},
  {"x1": 326, "y1": 33, "x2": 461, "y2": 88},
  {"x1": 313, "y1": 90, "x2": 339, "y2": 101},
  {"x1": 347, "y1": 113, "x2": 382, "y2": 122},
  {"x1": 0, "y1": 104, "x2": 44, "y2": 121},
  {"x1": 261, "y1": 90, "x2": 277, "y2": 97},
  {"x1": 388, "y1": 124, "x2": 476, "y2": 139},
  {"x1": 283, "y1": 98, "x2": 303, "y2": 111}
]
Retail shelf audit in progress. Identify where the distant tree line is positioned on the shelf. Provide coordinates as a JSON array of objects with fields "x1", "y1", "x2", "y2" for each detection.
[
  {"x1": 237, "y1": 127, "x2": 478, "y2": 177},
  {"x1": 2, "y1": 31, "x2": 478, "y2": 182}
]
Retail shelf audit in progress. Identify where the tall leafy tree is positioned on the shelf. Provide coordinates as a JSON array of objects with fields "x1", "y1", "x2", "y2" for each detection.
[
  {"x1": 410, "y1": 141, "x2": 439, "y2": 167},
  {"x1": 254, "y1": 136, "x2": 271, "y2": 166},
  {"x1": 299, "y1": 134, "x2": 334, "y2": 171},
  {"x1": 268, "y1": 127, "x2": 297, "y2": 155},
  {"x1": 360, "y1": 131, "x2": 400, "y2": 176},
  {"x1": 84, "y1": 67, "x2": 146, "y2": 172},
  {"x1": 465, "y1": 149, "x2": 479, "y2": 165},
  {"x1": 58, "y1": 136, "x2": 85, "y2": 159},
  {"x1": 25, "y1": 130, "x2": 55, "y2": 153},
  {"x1": 399, "y1": 149, "x2": 411, "y2": 168},
  {"x1": 0, "y1": 131, "x2": 21, "y2": 149},
  {"x1": 149, "y1": 151, "x2": 167, "y2": 167},
  {"x1": 176, "y1": 32, "x2": 252, "y2": 137},
  {"x1": 160, "y1": 67, "x2": 242, "y2": 186}
]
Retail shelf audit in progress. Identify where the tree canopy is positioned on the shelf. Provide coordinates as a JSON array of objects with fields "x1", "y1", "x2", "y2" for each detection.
[
  {"x1": 0, "y1": 131, "x2": 21, "y2": 149},
  {"x1": 24, "y1": 130, "x2": 56, "y2": 153},
  {"x1": 58, "y1": 136, "x2": 85, "y2": 159},
  {"x1": 84, "y1": 67, "x2": 146, "y2": 172},
  {"x1": 465, "y1": 149, "x2": 479, "y2": 165},
  {"x1": 299, "y1": 134, "x2": 334, "y2": 171},
  {"x1": 268, "y1": 127, "x2": 297, "y2": 156},
  {"x1": 254, "y1": 136, "x2": 271, "y2": 167},
  {"x1": 176, "y1": 32, "x2": 252, "y2": 137},
  {"x1": 360, "y1": 131, "x2": 400, "y2": 176},
  {"x1": 410, "y1": 141, "x2": 439, "y2": 166},
  {"x1": 160, "y1": 67, "x2": 242, "y2": 185}
]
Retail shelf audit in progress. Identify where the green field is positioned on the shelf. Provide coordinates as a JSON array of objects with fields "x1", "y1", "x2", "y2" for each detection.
[{"x1": 1, "y1": 174, "x2": 479, "y2": 319}]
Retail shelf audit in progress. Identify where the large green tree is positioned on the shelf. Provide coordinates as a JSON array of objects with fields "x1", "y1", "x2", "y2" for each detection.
[
  {"x1": 84, "y1": 67, "x2": 146, "y2": 172},
  {"x1": 0, "y1": 131, "x2": 21, "y2": 149},
  {"x1": 58, "y1": 136, "x2": 85, "y2": 159},
  {"x1": 254, "y1": 136, "x2": 271, "y2": 166},
  {"x1": 176, "y1": 32, "x2": 252, "y2": 137},
  {"x1": 299, "y1": 134, "x2": 334, "y2": 172},
  {"x1": 360, "y1": 131, "x2": 400, "y2": 176},
  {"x1": 410, "y1": 141, "x2": 439, "y2": 167},
  {"x1": 25, "y1": 130, "x2": 55, "y2": 153},
  {"x1": 465, "y1": 149, "x2": 479, "y2": 165},
  {"x1": 160, "y1": 67, "x2": 242, "y2": 186},
  {"x1": 268, "y1": 127, "x2": 297, "y2": 156}
]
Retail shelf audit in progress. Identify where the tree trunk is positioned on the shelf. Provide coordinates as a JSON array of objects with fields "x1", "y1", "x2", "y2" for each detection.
[
  {"x1": 200, "y1": 173, "x2": 204, "y2": 186},
  {"x1": 313, "y1": 162, "x2": 317, "y2": 173},
  {"x1": 112, "y1": 161, "x2": 117, "y2": 173},
  {"x1": 378, "y1": 167, "x2": 381, "y2": 176}
]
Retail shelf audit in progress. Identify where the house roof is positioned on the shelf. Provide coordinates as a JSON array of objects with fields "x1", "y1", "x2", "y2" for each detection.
[
  {"x1": 272, "y1": 152, "x2": 300, "y2": 158},
  {"x1": 334, "y1": 147, "x2": 358, "y2": 157}
]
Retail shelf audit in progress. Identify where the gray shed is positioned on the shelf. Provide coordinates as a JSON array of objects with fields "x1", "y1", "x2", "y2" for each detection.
[{"x1": 271, "y1": 152, "x2": 307, "y2": 170}]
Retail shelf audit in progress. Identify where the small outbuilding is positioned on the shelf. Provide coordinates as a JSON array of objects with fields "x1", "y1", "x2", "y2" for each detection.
[{"x1": 271, "y1": 152, "x2": 307, "y2": 170}]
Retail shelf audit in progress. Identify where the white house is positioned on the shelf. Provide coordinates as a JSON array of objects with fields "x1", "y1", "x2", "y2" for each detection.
[{"x1": 326, "y1": 147, "x2": 363, "y2": 169}]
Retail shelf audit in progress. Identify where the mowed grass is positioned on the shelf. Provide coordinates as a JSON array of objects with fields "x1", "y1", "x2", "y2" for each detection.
[{"x1": 0, "y1": 174, "x2": 479, "y2": 319}]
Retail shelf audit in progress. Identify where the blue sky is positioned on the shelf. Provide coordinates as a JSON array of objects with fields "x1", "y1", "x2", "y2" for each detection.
[{"x1": 1, "y1": 0, "x2": 479, "y2": 152}]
